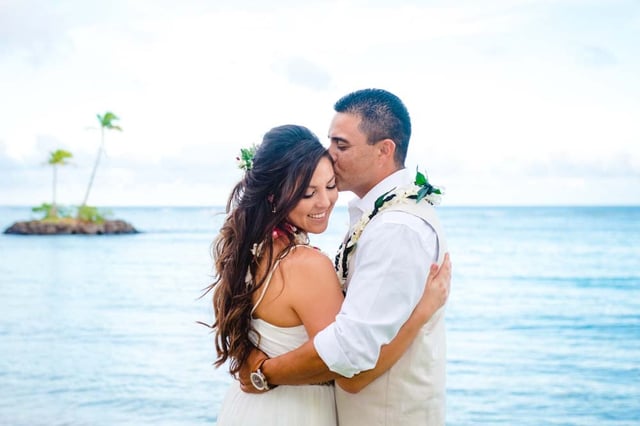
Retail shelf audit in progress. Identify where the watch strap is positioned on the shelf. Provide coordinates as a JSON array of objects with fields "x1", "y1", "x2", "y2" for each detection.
[{"x1": 252, "y1": 356, "x2": 269, "y2": 374}]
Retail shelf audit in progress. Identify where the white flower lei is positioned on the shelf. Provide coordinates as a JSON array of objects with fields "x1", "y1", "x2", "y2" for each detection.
[{"x1": 334, "y1": 170, "x2": 443, "y2": 288}]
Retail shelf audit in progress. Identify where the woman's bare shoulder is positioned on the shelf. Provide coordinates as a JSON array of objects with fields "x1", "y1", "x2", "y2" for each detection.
[
  {"x1": 286, "y1": 245, "x2": 331, "y2": 262},
  {"x1": 281, "y1": 246, "x2": 337, "y2": 281}
]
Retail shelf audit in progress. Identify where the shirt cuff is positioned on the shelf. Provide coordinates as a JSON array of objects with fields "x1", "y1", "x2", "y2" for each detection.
[{"x1": 313, "y1": 323, "x2": 358, "y2": 378}]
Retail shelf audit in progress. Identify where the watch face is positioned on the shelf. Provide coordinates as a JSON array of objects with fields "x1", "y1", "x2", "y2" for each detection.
[{"x1": 250, "y1": 371, "x2": 266, "y2": 390}]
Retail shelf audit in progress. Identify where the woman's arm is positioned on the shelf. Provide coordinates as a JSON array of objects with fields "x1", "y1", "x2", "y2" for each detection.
[{"x1": 336, "y1": 252, "x2": 451, "y2": 393}]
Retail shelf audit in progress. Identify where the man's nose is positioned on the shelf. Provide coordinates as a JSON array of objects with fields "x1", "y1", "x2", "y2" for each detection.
[{"x1": 327, "y1": 145, "x2": 338, "y2": 162}]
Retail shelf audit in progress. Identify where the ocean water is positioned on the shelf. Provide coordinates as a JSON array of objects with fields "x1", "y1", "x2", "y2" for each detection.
[{"x1": 0, "y1": 205, "x2": 638, "y2": 425}]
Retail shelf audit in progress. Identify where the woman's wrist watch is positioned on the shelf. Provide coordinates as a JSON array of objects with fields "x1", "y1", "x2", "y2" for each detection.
[{"x1": 250, "y1": 357, "x2": 273, "y2": 391}]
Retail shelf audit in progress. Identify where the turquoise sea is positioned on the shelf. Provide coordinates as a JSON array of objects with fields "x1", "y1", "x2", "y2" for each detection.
[{"x1": 0, "y1": 205, "x2": 638, "y2": 425}]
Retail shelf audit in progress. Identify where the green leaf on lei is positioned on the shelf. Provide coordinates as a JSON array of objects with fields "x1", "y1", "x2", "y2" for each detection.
[
  {"x1": 414, "y1": 168, "x2": 442, "y2": 203},
  {"x1": 416, "y1": 186, "x2": 431, "y2": 203},
  {"x1": 374, "y1": 189, "x2": 394, "y2": 210}
]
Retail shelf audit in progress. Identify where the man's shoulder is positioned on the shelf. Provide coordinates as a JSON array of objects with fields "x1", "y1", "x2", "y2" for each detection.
[
  {"x1": 371, "y1": 202, "x2": 439, "y2": 228},
  {"x1": 362, "y1": 209, "x2": 436, "y2": 243},
  {"x1": 357, "y1": 202, "x2": 440, "y2": 249}
]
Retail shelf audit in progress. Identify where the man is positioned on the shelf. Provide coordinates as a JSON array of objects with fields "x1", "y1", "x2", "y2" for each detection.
[{"x1": 241, "y1": 88, "x2": 449, "y2": 425}]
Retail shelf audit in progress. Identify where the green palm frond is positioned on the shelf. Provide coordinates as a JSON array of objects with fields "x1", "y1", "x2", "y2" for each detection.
[
  {"x1": 48, "y1": 149, "x2": 73, "y2": 166},
  {"x1": 97, "y1": 111, "x2": 122, "y2": 130}
]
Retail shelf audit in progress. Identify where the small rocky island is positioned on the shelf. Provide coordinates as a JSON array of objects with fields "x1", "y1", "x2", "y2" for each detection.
[
  {"x1": 6, "y1": 111, "x2": 137, "y2": 236},
  {"x1": 4, "y1": 218, "x2": 138, "y2": 235}
]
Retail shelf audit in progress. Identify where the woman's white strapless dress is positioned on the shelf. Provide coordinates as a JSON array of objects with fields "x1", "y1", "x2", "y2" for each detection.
[{"x1": 215, "y1": 249, "x2": 337, "y2": 426}]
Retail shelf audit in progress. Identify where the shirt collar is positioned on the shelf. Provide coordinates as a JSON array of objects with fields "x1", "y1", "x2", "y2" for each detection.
[{"x1": 347, "y1": 168, "x2": 412, "y2": 228}]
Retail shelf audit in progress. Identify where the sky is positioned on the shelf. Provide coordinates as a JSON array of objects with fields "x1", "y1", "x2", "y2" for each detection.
[{"x1": 1, "y1": 0, "x2": 639, "y2": 207}]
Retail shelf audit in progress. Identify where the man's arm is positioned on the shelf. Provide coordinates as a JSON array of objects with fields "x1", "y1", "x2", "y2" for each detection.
[
  {"x1": 238, "y1": 320, "x2": 338, "y2": 394},
  {"x1": 265, "y1": 340, "x2": 336, "y2": 384},
  {"x1": 239, "y1": 215, "x2": 441, "y2": 392},
  {"x1": 239, "y1": 252, "x2": 451, "y2": 393},
  {"x1": 313, "y1": 215, "x2": 438, "y2": 377}
]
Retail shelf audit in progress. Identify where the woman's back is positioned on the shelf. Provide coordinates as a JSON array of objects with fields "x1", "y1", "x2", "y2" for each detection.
[
  {"x1": 251, "y1": 244, "x2": 342, "y2": 329},
  {"x1": 216, "y1": 244, "x2": 341, "y2": 426}
]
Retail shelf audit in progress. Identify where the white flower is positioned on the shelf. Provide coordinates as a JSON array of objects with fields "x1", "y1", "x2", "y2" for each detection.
[
  {"x1": 250, "y1": 242, "x2": 263, "y2": 257},
  {"x1": 245, "y1": 268, "x2": 253, "y2": 288},
  {"x1": 426, "y1": 193, "x2": 442, "y2": 206}
]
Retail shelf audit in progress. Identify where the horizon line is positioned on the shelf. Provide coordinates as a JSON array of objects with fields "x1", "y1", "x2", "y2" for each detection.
[{"x1": 1, "y1": 204, "x2": 639, "y2": 209}]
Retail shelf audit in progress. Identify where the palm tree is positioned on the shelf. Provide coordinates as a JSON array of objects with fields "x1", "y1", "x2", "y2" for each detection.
[
  {"x1": 81, "y1": 111, "x2": 122, "y2": 206},
  {"x1": 47, "y1": 149, "x2": 73, "y2": 218}
]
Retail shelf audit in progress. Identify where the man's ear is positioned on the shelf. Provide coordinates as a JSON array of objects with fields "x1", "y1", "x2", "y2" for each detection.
[{"x1": 378, "y1": 138, "x2": 396, "y2": 162}]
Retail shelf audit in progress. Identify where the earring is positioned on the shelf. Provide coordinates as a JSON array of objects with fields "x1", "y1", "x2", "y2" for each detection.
[{"x1": 267, "y1": 194, "x2": 276, "y2": 214}]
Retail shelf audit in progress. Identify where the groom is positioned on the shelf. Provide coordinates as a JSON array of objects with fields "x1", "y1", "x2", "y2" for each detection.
[{"x1": 241, "y1": 88, "x2": 450, "y2": 425}]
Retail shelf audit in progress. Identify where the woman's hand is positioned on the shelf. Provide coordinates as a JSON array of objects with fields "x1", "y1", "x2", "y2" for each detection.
[{"x1": 335, "y1": 252, "x2": 452, "y2": 394}]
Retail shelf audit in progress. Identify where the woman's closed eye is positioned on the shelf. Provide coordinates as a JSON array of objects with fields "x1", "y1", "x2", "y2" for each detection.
[{"x1": 303, "y1": 183, "x2": 337, "y2": 198}]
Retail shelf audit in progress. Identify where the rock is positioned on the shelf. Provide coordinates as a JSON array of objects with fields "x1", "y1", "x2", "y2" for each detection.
[{"x1": 3, "y1": 219, "x2": 139, "y2": 235}]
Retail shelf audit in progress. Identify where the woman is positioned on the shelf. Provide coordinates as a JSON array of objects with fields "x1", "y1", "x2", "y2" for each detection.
[{"x1": 206, "y1": 125, "x2": 448, "y2": 425}]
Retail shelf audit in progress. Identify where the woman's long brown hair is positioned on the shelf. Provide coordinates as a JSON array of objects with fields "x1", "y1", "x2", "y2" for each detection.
[{"x1": 204, "y1": 125, "x2": 330, "y2": 377}]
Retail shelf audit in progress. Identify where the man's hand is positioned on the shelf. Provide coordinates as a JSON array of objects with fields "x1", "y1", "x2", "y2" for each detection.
[
  {"x1": 238, "y1": 346, "x2": 270, "y2": 394},
  {"x1": 415, "y1": 252, "x2": 452, "y2": 322}
]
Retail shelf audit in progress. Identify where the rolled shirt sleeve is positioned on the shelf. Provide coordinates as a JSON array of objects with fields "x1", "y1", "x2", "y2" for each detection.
[{"x1": 314, "y1": 210, "x2": 438, "y2": 377}]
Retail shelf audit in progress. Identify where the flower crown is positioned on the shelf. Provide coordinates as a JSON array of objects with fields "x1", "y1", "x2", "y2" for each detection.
[{"x1": 236, "y1": 144, "x2": 258, "y2": 171}]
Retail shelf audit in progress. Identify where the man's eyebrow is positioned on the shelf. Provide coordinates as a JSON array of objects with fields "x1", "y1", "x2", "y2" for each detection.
[{"x1": 330, "y1": 136, "x2": 349, "y2": 143}]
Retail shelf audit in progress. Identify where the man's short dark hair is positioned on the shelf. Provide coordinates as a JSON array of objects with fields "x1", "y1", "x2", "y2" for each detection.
[{"x1": 334, "y1": 88, "x2": 411, "y2": 166}]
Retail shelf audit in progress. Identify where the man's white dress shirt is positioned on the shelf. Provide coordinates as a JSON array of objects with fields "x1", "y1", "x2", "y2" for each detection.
[{"x1": 314, "y1": 168, "x2": 438, "y2": 377}]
